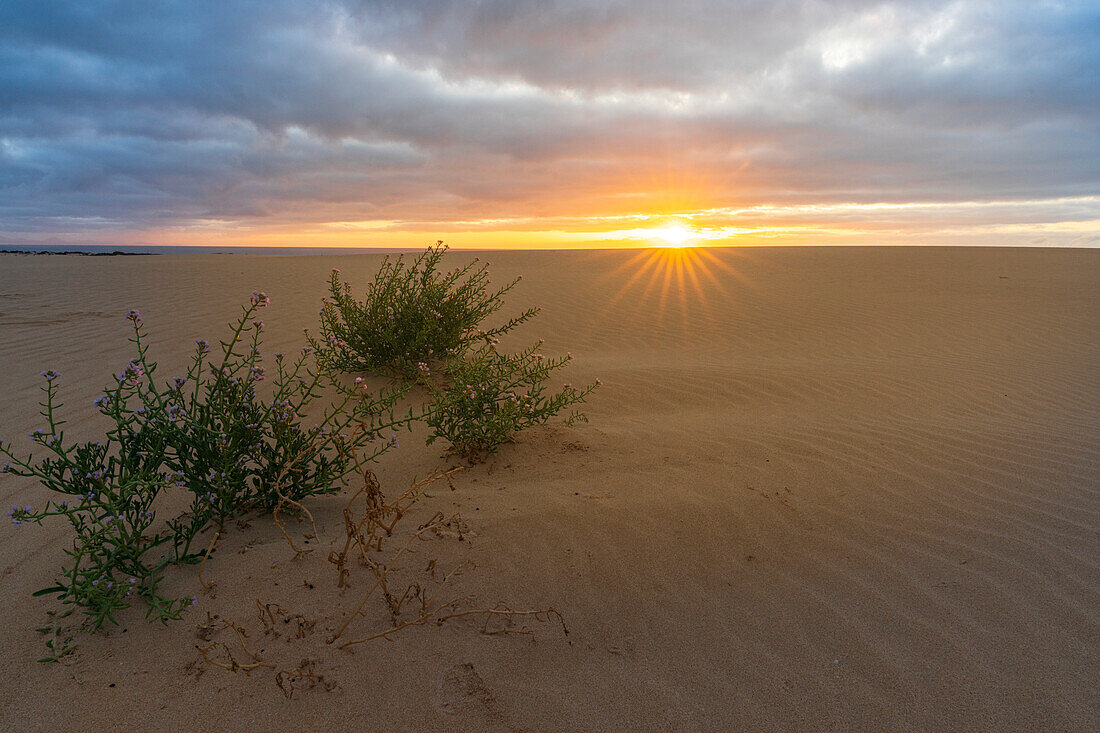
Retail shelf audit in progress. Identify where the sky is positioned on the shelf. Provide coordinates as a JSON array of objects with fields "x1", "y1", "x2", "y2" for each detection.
[{"x1": 1, "y1": 0, "x2": 1098, "y2": 249}]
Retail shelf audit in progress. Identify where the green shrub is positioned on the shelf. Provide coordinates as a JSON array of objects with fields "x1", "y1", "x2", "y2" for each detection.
[
  {"x1": 3, "y1": 366, "x2": 189, "y2": 639},
  {"x1": 2, "y1": 295, "x2": 414, "y2": 642},
  {"x1": 156, "y1": 295, "x2": 415, "y2": 554},
  {"x1": 310, "y1": 242, "x2": 537, "y2": 378},
  {"x1": 425, "y1": 341, "x2": 600, "y2": 461}
]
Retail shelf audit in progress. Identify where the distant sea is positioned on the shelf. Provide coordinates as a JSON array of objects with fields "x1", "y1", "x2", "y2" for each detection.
[{"x1": 0, "y1": 244, "x2": 421, "y2": 256}]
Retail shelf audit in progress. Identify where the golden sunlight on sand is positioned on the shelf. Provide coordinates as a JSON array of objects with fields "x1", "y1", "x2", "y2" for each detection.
[
  {"x1": 0, "y1": 247, "x2": 1096, "y2": 730},
  {"x1": 602, "y1": 245, "x2": 754, "y2": 329}
]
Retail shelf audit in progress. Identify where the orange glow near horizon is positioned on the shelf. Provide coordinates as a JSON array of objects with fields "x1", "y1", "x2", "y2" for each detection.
[
  {"x1": 597, "y1": 245, "x2": 758, "y2": 332},
  {"x1": 646, "y1": 224, "x2": 696, "y2": 247},
  {"x1": 20, "y1": 194, "x2": 1100, "y2": 250}
]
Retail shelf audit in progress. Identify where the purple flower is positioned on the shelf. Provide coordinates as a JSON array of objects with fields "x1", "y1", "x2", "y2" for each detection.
[
  {"x1": 195, "y1": 339, "x2": 209, "y2": 355},
  {"x1": 125, "y1": 310, "x2": 143, "y2": 324},
  {"x1": 118, "y1": 359, "x2": 144, "y2": 385},
  {"x1": 40, "y1": 369, "x2": 60, "y2": 382},
  {"x1": 250, "y1": 290, "x2": 270, "y2": 308}
]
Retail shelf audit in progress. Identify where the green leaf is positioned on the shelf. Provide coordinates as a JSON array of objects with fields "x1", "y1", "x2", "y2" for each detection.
[{"x1": 32, "y1": 585, "x2": 67, "y2": 597}]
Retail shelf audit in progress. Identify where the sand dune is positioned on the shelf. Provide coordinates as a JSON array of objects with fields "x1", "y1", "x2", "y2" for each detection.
[{"x1": 0, "y1": 246, "x2": 1097, "y2": 730}]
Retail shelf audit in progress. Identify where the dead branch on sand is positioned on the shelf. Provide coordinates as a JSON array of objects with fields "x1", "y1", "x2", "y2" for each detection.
[
  {"x1": 196, "y1": 618, "x2": 275, "y2": 675},
  {"x1": 326, "y1": 467, "x2": 568, "y2": 647},
  {"x1": 198, "y1": 531, "x2": 220, "y2": 595},
  {"x1": 275, "y1": 659, "x2": 336, "y2": 698},
  {"x1": 269, "y1": 450, "x2": 323, "y2": 559}
]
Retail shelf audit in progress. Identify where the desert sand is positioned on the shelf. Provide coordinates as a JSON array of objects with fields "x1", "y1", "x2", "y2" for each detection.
[{"x1": 0, "y1": 246, "x2": 1096, "y2": 731}]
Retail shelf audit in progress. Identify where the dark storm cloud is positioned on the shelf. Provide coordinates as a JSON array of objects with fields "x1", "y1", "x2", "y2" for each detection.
[{"x1": 0, "y1": 0, "x2": 1097, "y2": 240}]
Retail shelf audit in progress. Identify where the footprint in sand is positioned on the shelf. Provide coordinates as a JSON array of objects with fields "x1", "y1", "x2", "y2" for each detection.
[{"x1": 435, "y1": 663, "x2": 509, "y2": 724}]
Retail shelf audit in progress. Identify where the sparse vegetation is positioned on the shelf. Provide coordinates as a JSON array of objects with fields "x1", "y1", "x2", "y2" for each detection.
[
  {"x1": 311, "y1": 242, "x2": 537, "y2": 377},
  {"x1": 426, "y1": 341, "x2": 600, "y2": 461},
  {"x1": 312, "y1": 242, "x2": 600, "y2": 459},
  {"x1": 185, "y1": 466, "x2": 567, "y2": 698},
  {"x1": 2, "y1": 295, "x2": 414, "y2": 647},
  {"x1": 2, "y1": 244, "x2": 597, "y2": 676},
  {"x1": 324, "y1": 466, "x2": 566, "y2": 649}
]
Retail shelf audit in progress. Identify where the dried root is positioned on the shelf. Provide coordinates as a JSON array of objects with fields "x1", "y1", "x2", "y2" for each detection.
[
  {"x1": 337, "y1": 600, "x2": 568, "y2": 648},
  {"x1": 326, "y1": 468, "x2": 460, "y2": 643},
  {"x1": 329, "y1": 468, "x2": 461, "y2": 586},
  {"x1": 275, "y1": 659, "x2": 336, "y2": 698},
  {"x1": 193, "y1": 462, "x2": 566, "y2": 699},
  {"x1": 266, "y1": 445, "x2": 325, "y2": 559},
  {"x1": 197, "y1": 618, "x2": 333, "y2": 698},
  {"x1": 196, "y1": 619, "x2": 275, "y2": 675},
  {"x1": 256, "y1": 599, "x2": 315, "y2": 639},
  {"x1": 195, "y1": 611, "x2": 220, "y2": 641},
  {"x1": 198, "y1": 531, "x2": 220, "y2": 596},
  {"x1": 326, "y1": 468, "x2": 567, "y2": 648}
]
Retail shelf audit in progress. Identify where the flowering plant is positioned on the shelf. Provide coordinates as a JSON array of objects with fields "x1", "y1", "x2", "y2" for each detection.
[
  {"x1": 2, "y1": 295, "x2": 415, "y2": 651},
  {"x1": 426, "y1": 341, "x2": 599, "y2": 461},
  {"x1": 310, "y1": 242, "x2": 537, "y2": 378},
  {"x1": 3, "y1": 363, "x2": 192, "y2": 637}
]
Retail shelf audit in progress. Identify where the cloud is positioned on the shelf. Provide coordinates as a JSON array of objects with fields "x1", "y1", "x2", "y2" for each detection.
[{"x1": 0, "y1": 0, "x2": 1097, "y2": 244}]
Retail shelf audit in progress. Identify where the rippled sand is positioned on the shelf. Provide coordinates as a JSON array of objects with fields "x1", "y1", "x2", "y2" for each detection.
[{"x1": 1, "y1": 246, "x2": 1097, "y2": 730}]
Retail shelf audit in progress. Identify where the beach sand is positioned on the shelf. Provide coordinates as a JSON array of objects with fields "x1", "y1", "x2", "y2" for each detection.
[{"x1": 0, "y1": 246, "x2": 1096, "y2": 731}]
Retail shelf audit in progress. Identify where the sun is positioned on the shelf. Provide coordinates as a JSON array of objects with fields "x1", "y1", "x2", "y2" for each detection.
[{"x1": 648, "y1": 224, "x2": 694, "y2": 247}]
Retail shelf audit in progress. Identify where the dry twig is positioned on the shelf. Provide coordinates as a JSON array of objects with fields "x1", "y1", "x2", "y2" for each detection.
[
  {"x1": 198, "y1": 531, "x2": 220, "y2": 595},
  {"x1": 275, "y1": 659, "x2": 335, "y2": 698},
  {"x1": 195, "y1": 618, "x2": 275, "y2": 675},
  {"x1": 327, "y1": 468, "x2": 566, "y2": 649}
]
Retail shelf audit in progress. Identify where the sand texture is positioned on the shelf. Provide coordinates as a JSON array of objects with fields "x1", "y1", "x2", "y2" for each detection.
[{"x1": 0, "y1": 246, "x2": 1097, "y2": 731}]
